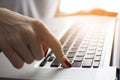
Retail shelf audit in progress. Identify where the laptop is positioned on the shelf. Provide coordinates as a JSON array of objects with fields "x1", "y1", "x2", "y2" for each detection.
[
  {"x1": 0, "y1": 15, "x2": 119, "y2": 80},
  {"x1": 0, "y1": 0, "x2": 120, "y2": 80}
]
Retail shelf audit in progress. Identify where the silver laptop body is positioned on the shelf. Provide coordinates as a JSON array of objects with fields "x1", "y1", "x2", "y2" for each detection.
[{"x1": 0, "y1": 16, "x2": 118, "y2": 80}]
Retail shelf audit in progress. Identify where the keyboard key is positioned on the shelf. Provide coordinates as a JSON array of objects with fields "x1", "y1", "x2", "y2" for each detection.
[
  {"x1": 68, "y1": 39, "x2": 74, "y2": 43},
  {"x1": 47, "y1": 56, "x2": 54, "y2": 61},
  {"x1": 66, "y1": 42, "x2": 72, "y2": 45},
  {"x1": 63, "y1": 50, "x2": 67, "y2": 54},
  {"x1": 39, "y1": 60, "x2": 47, "y2": 67},
  {"x1": 90, "y1": 42, "x2": 98, "y2": 46},
  {"x1": 85, "y1": 54, "x2": 95, "y2": 59},
  {"x1": 97, "y1": 46, "x2": 103, "y2": 51},
  {"x1": 85, "y1": 35, "x2": 91, "y2": 38},
  {"x1": 75, "y1": 40, "x2": 82, "y2": 44},
  {"x1": 88, "y1": 46, "x2": 97, "y2": 50},
  {"x1": 40, "y1": 51, "x2": 53, "y2": 67},
  {"x1": 91, "y1": 39, "x2": 99, "y2": 42},
  {"x1": 99, "y1": 42, "x2": 104, "y2": 47},
  {"x1": 70, "y1": 48, "x2": 78, "y2": 52},
  {"x1": 68, "y1": 58, "x2": 73, "y2": 62},
  {"x1": 64, "y1": 45, "x2": 70, "y2": 50},
  {"x1": 73, "y1": 43, "x2": 80, "y2": 48},
  {"x1": 71, "y1": 36, "x2": 76, "y2": 39},
  {"x1": 93, "y1": 61, "x2": 100, "y2": 68},
  {"x1": 72, "y1": 45, "x2": 79, "y2": 48},
  {"x1": 94, "y1": 56, "x2": 101, "y2": 61},
  {"x1": 80, "y1": 44, "x2": 89, "y2": 48},
  {"x1": 87, "y1": 50, "x2": 96, "y2": 54},
  {"x1": 82, "y1": 59, "x2": 93, "y2": 68},
  {"x1": 76, "y1": 51, "x2": 86, "y2": 57},
  {"x1": 74, "y1": 56, "x2": 83, "y2": 62},
  {"x1": 82, "y1": 41, "x2": 90, "y2": 45},
  {"x1": 91, "y1": 38, "x2": 99, "y2": 42},
  {"x1": 72, "y1": 62, "x2": 81, "y2": 67},
  {"x1": 96, "y1": 51, "x2": 102, "y2": 56},
  {"x1": 51, "y1": 59, "x2": 60, "y2": 67},
  {"x1": 79, "y1": 48, "x2": 87, "y2": 52},
  {"x1": 67, "y1": 52, "x2": 75, "y2": 58}
]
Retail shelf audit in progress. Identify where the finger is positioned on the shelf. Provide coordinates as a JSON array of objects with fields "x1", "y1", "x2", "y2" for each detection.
[
  {"x1": 28, "y1": 40, "x2": 44, "y2": 60},
  {"x1": 19, "y1": 25, "x2": 44, "y2": 60},
  {"x1": 34, "y1": 21, "x2": 72, "y2": 67},
  {"x1": 41, "y1": 41, "x2": 49, "y2": 56},
  {"x1": 0, "y1": 43, "x2": 24, "y2": 69},
  {"x1": 6, "y1": 35, "x2": 34, "y2": 64}
]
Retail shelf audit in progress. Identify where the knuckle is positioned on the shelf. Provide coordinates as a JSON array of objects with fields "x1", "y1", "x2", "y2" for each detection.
[
  {"x1": 25, "y1": 58, "x2": 34, "y2": 64},
  {"x1": 7, "y1": 34, "x2": 21, "y2": 43},
  {"x1": 35, "y1": 54, "x2": 44, "y2": 60},
  {"x1": 32, "y1": 19, "x2": 45, "y2": 30}
]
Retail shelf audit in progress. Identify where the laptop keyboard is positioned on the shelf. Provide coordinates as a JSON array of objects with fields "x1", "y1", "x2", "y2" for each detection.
[{"x1": 40, "y1": 24, "x2": 106, "y2": 68}]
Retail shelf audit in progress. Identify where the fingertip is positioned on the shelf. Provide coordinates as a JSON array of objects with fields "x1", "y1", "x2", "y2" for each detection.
[
  {"x1": 64, "y1": 59, "x2": 72, "y2": 68},
  {"x1": 13, "y1": 62, "x2": 24, "y2": 69},
  {"x1": 58, "y1": 56, "x2": 72, "y2": 68}
]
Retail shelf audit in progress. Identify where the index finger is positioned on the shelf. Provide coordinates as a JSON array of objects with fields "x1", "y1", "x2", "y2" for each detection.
[{"x1": 34, "y1": 20, "x2": 72, "y2": 68}]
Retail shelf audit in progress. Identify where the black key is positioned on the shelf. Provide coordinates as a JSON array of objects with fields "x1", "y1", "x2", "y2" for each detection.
[
  {"x1": 51, "y1": 59, "x2": 60, "y2": 67},
  {"x1": 44, "y1": 51, "x2": 53, "y2": 61},
  {"x1": 72, "y1": 62, "x2": 81, "y2": 67},
  {"x1": 93, "y1": 61, "x2": 100, "y2": 68},
  {"x1": 39, "y1": 60, "x2": 47, "y2": 67},
  {"x1": 47, "y1": 56, "x2": 54, "y2": 61},
  {"x1": 82, "y1": 59, "x2": 93, "y2": 68},
  {"x1": 61, "y1": 64, "x2": 65, "y2": 67},
  {"x1": 39, "y1": 51, "x2": 53, "y2": 67}
]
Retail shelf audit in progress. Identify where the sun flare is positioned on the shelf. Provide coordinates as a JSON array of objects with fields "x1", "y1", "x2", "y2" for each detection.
[{"x1": 60, "y1": 0, "x2": 120, "y2": 13}]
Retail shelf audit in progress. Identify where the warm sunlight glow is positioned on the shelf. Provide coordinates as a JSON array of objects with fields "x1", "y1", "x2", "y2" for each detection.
[{"x1": 60, "y1": 0, "x2": 120, "y2": 13}]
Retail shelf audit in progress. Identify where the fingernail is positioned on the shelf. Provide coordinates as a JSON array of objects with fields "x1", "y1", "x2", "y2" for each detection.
[
  {"x1": 65, "y1": 59, "x2": 72, "y2": 67},
  {"x1": 44, "y1": 49, "x2": 48, "y2": 57}
]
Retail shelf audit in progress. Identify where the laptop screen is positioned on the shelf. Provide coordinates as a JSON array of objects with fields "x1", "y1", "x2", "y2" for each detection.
[{"x1": 59, "y1": 0, "x2": 120, "y2": 14}]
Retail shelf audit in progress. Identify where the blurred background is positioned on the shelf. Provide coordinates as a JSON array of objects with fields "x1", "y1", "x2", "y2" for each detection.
[{"x1": 0, "y1": 0, "x2": 119, "y2": 19}]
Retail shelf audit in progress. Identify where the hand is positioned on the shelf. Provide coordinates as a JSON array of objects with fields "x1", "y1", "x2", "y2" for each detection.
[{"x1": 0, "y1": 8, "x2": 72, "y2": 69}]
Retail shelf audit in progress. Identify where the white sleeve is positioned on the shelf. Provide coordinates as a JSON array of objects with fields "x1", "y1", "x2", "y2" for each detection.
[
  {"x1": 0, "y1": 0, "x2": 41, "y2": 19},
  {"x1": 0, "y1": 0, "x2": 23, "y2": 14},
  {"x1": 0, "y1": 0, "x2": 59, "y2": 19}
]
